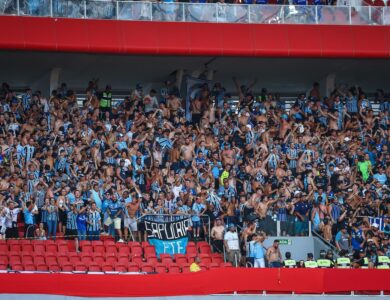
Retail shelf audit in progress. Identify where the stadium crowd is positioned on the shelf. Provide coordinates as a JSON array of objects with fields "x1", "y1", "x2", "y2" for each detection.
[{"x1": 0, "y1": 78, "x2": 389, "y2": 269}]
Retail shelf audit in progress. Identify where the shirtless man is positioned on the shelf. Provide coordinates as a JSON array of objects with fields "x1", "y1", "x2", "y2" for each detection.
[
  {"x1": 126, "y1": 197, "x2": 140, "y2": 241},
  {"x1": 191, "y1": 97, "x2": 202, "y2": 125},
  {"x1": 210, "y1": 218, "x2": 225, "y2": 253},
  {"x1": 275, "y1": 160, "x2": 287, "y2": 180},
  {"x1": 167, "y1": 94, "x2": 181, "y2": 115},
  {"x1": 180, "y1": 137, "x2": 195, "y2": 163},
  {"x1": 238, "y1": 111, "x2": 250, "y2": 127},
  {"x1": 221, "y1": 143, "x2": 235, "y2": 166},
  {"x1": 255, "y1": 196, "x2": 278, "y2": 235},
  {"x1": 320, "y1": 218, "x2": 333, "y2": 243},
  {"x1": 327, "y1": 110, "x2": 339, "y2": 131},
  {"x1": 266, "y1": 239, "x2": 282, "y2": 268}
]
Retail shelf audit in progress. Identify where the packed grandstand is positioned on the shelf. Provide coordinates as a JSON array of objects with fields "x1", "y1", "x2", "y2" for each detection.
[{"x1": 0, "y1": 78, "x2": 388, "y2": 273}]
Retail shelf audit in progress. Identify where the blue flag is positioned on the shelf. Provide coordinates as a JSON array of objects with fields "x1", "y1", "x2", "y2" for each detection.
[{"x1": 145, "y1": 217, "x2": 191, "y2": 257}]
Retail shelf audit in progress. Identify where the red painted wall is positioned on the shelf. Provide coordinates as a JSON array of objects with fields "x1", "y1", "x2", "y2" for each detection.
[
  {"x1": 0, "y1": 269, "x2": 389, "y2": 296},
  {"x1": 1, "y1": 16, "x2": 390, "y2": 58}
]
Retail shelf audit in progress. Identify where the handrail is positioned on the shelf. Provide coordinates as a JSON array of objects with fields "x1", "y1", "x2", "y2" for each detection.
[
  {"x1": 311, "y1": 226, "x2": 339, "y2": 258},
  {"x1": 1, "y1": 1, "x2": 389, "y2": 26}
]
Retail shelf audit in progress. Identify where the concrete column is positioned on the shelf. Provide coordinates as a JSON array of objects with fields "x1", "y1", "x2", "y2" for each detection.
[
  {"x1": 49, "y1": 68, "x2": 62, "y2": 96},
  {"x1": 325, "y1": 73, "x2": 336, "y2": 98},
  {"x1": 206, "y1": 69, "x2": 214, "y2": 81},
  {"x1": 176, "y1": 69, "x2": 184, "y2": 90}
]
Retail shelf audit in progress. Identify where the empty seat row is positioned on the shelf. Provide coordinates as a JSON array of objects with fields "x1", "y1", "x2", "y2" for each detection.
[
  {"x1": 0, "y1": 244, "x2": 70, "y2": 253},
  {"x1": 1, "y1": 261, "x2": 233, "y2": 273},
  {"x1": 0, "y1": 251, "x2": 223, "y2": 266},
  {"x1": 79, "y1": 245, "x2": 146, "y2": 255}
]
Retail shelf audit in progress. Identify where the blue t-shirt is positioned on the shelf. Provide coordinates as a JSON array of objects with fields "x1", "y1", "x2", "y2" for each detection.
[
  {"x1": 24, "y1": 208, "x2": 34, "y2": 225},
  {"x1": 192, "y1": 203, "x2": 205, "y2": 222},
  {"x1": 108, "y1": 201, "x2": 122, "y2": 219},
  {"x1": 211, "y1": 162, "x2": 222, "y2": 179},
  {"x1": 91, "y1": 190, "x2": 102, "y2": 210},
  {"x1": 373, "y1": 173, "x2": 387, "y2": 185},
  {"x1": 249, "y1": 241, "x2": 264, "y2": 259},
  {"x1": 67, "y1": 192, "x2": 76, "y2": 204},
  {"x1": 294, "y1": 201, "x2": 311, "y2": 217},
  {"x1": 124, "y1": 196, "x2": 133, "y2": 204},
  {"x1": 77, "y1": 213, "x2": 87, "y2": 232},
  {"x1": 195, "y1": 157, "x2": 206, "y2": 166},
  {"x1": 351, "y1": 229, "x2": 364, "y2": 250}
]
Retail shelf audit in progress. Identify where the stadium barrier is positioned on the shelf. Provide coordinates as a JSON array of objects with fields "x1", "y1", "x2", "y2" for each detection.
[
  {"x1": 0, "y1": 269, "x2": 388, "y2": 296},
  {"x1": 1, "y1": 0, "x2": 390, "y2": 25}
]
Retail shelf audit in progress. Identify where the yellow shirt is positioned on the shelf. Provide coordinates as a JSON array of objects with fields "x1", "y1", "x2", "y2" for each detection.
[
  {"x1": 190, "y1": 262, "x2": 201, "y2": 272},
  {"x1": 220, "y1": 170, "x2": 229, "y2": 185}
]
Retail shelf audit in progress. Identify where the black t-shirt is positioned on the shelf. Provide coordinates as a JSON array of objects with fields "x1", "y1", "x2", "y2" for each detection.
[
  {"x1": 205, "y1": 209, "x2": 221, "y2": 223},
  {"x1": 315, "y1": 175, "x2": 328, "y2": 189},
  {"x1": 243, "y1": 205, "x2": 255, "y2": 221},
  {"x1": 267, "y1": 175, "x2": 279, "y2": 190},
  {"x1": 380, "y1": 202, "x2": 388, "y2": 214}
]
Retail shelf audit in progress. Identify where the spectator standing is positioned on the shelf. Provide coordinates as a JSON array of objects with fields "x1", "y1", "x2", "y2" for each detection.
[
  {"x1": 210, "y1": 218, "x2": 225, "y2": 253},
  {"x1": 5, "y1": 200, "x2": 20, "y2": 239},
  {"x1": 77, "y1": 206, "x2": 88, "y2": 241},
  {"x1": 46, "y1": 199, "x2": 58, "y2": 240},
  {"x1": 266, "y1": 239, "x2": 282, "y2": 268},
  {"x1": 249, "y1": 232, "x2": 267, "y2": 268},
  {"x1": 87, "y1": 202, "x2": 101, "y2": 241},
  {"x1": 335, "y1": 226, "x2": 350, "y2": 252},
  {"x1": 224, "y1": 224, "x2": 240, "y2": 267}
]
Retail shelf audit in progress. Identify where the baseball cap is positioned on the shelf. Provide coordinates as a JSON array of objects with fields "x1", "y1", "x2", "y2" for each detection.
[{"x1": 372, "y1": 223, "x2": 379, "y2": 228}]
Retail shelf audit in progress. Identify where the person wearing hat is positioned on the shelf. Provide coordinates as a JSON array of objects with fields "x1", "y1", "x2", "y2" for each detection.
[
  {"x1": 325, "y1": 249, "x2": 335, "y2": 264},
  {"x1": 317, "y1": 250, "x2": 333, "y2": 268},
  {"x1": 224, "y1": 223, "x2": 240, "y2": 267},
  {"x1": 371, "y1": 222, "x2": 380, "y2": 231},
  {"x1": 304, "y1": 253, "x2": 318, "y2": 268},
  {"x1": 335, "y1": 226, "x2": 350, "y2": 252},
  {"x1": 283, "y1": 252, "x2": 297, "y2": 268},
  {"x1": 352, "y1": 248, "x2": 369, "y2": 269}
]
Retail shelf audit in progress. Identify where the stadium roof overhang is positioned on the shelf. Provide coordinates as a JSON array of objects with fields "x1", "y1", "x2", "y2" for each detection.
[
  {"x1": 0, "y1": 15, "x2": 389, "y2": 93},
  {"x1": 1, "y1": 50, "x2": 389, "y2": 94}
]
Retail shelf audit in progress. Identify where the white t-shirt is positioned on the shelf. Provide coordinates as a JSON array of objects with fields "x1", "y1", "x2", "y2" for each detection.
[
  {"x1": 117, "y1": 158, "x2": 132, "y2": 169},
  {"x1": 4, "y1": 208, "x2": 20, "y2": 228},
  {"x1": 144, "y1": 94, "x2": 159, "y2": 113},
  {"x1": 172, "y1": 185, "x2": 183, "y2": 200},
  {"x1": 224, "y1": 231, "x2": 240, "y2": 250},
  {"x1": 126, "y1": 131, "x2": 133, "y2": 143}
]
